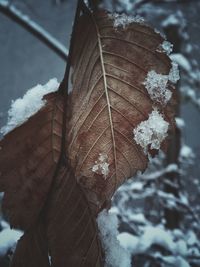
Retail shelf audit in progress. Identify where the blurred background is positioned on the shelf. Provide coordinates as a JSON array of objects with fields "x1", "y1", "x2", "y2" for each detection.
[{"x1": 0, "y1": 0, "x2": 200, "y2": 266}]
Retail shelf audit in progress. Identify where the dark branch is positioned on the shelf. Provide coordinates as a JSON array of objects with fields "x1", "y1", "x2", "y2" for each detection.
[{"x1": 0, "y1": 0, "x2": 68, "y2": 61}]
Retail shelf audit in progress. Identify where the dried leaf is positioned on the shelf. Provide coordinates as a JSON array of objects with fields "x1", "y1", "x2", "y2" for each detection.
[
  {"x1": 10, "y1": 219, "x2": 50, "y2": 267},
  {"x1": 46, "y1": 166, "x2": 104, "y2": 267},
  {"x1": 68, "y1": 10, "x2": 177, "y2": 212},
  {"x1": 0, "y1": 88, "x2": 104, "y2": 266},
  {"x1": 0, "y1": 6, "x2": 177, "y2": 267},
  {"x1": 0, "y1": 92, "x2": 63, "y2": 230}
]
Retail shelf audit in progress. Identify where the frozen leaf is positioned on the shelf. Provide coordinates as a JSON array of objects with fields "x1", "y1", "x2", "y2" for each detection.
[
  {"x1": 68, "y1": 10, "x2": 177, "y2": 213},
  {"x1": 10, "y1": 221, "x2": 51, "y2": 267},
  {"x1": 0, "y1": 91, "x2": 63, "y2": 229},
  {"x1": 0, "y1": 5, "x2": 178, "y2": 267},
  {"x1": 46, "y1": 166, "x2": 104, "y2": 267}
]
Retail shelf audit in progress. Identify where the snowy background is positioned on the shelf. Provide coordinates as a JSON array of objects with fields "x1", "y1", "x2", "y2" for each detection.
[{"x1": 0, "y1": 0, "x2": 200, "y2": 266}]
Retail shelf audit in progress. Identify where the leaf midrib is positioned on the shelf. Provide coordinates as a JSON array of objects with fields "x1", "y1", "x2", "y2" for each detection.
[{"x1": 94, "y1": 16, "x2": 118, "y2": 190}]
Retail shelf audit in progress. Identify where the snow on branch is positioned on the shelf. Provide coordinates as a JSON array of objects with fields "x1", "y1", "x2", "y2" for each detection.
[{"x1": 0, "y1": 0, "x2": 68, "y2": 61}]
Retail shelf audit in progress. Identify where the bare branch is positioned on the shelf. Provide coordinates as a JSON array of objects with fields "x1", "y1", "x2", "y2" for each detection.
[{"x1": 0, "y1": 0, "x2": 68, "y2": 61}]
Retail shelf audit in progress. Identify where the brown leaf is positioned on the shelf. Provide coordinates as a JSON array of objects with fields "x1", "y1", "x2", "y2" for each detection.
[
  {"x1": 68, "y1": 10, "x2": 177, "y2": 213},
  {"x1": 46, "y1": 165, "x2": 104, "y2": 267},
  {"x1": 10, "y1": 219, "x2": 50, "y2": 267},
  {"x1": 0, "y1": 92, "x2": 63, "y2": 230},
  {"x1": 0, "y1": 6, "x2": 177, "y2": 267}
]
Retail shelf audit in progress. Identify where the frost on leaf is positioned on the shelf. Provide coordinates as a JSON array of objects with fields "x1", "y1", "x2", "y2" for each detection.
[
  {"x1": 97, "y1": 210, "x2": 131, "y2": 267},
  {"x1": 143, "y1": 71, "x2": 172, "y2": 104},
  {"x1": 169, "y1": 61, "x2": 180, "y2": 84},
  {"x1": 133, "y1": 109, "x2": 169, "y2": 154},
  {"x1": 109, "y1": 12, "x2": 144, "y2": 28},
  {"x1": 1, "y1": 78, "x2": 59, "y2": 135},
  {"x1": 157, "y1": 40, "x2": 173, "y2": 55},
  {"x1": 92, "y1": 153, "x2": 109, "y2": 178},
  {"x1": 143, "y1": 62, "x2": 179, "y2": 104}
]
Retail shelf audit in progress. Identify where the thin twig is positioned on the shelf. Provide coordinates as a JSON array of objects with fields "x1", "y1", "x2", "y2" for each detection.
[{"x1": 0, "y1": 0, "x2": 68, "y2": 61}]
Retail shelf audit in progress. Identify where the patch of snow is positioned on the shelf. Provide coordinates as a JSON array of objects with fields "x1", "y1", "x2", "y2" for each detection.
[
  {"x1": 143, "y1": 70, "x2": 172, "y2": 104},
  {"x1": 133, "y1": 109, "x2": 169, "y2": 154},
  {"x1": 1, "y1": 78, "x2": 59, "y2": 135},
  {"x1": 165, "y1": 163, "x2": 179, "y2": 173},
  {"x1": 109, "y1": 13, "x2": 144, "y2": 28},
  {"x1": 157, "y1": 40, "x2": 173, "y2": 55},
  {"x1": 92, "y1": 153, "x2": 109, "y2": 178},
  {"x1": 97, "y1": 210, "x2": 131, "y2": 267},
  {"x1": 0, "y1": 220, "x2": 9, "y2": 230},
  {"x1": 176, "y1": 240, "x2": 188, "y2": 256},
  {"x1": 179, "y1": 193, "x2": 189, "y2": 205},
  {"x1": 159, "y1": 255, "x2": 190, "y2": 267},
  {"x1": 130, "y1": 181, "x2": 143, "y2": 191},
  {"x1": 186, "y1": 231, "x2": 199, "y2": 247},
  {"x1": 118, "y1": 226, "x2": 184, "y2": 256},
  {"x1": 0, "y1": 228, "x2": 23, "y2": 257},
  {"x1": 169, "y1": 61, "x2": 180, "y2": 84},
  {"x1": 175, "y1": 117, "x2": 185, "y2": 130},
  {"x1": 154, "y1": 28, "x2": 166, "y2": 39},
  {"x1": 139, "y1": 226, "x2": 176, "y2": 253},
  {"x1": 162, "y1": 14, "x2": 180, "y2": 27},
  {"x1": 118, "y1": 232, "x2": 139, "y2": 254},
  {"x1": 180, "y1": 145, "x2": 194, "y2": 159},
  {"x1": 170, "y1": 53, "x2": 191, "y2": 72},
  {"x1": 128, "y1": 213, "x2": 147, "y2": 224},
  {"x1": 83, "y1": 0, "x2": 89, "y2": 6}
]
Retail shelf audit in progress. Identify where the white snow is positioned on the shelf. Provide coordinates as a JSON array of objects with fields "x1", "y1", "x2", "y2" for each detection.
[
  {"x1": 187, "y1": 231, "x2": 199, "y2": 246},
  {"x1": 133, "y1": 109, "x2": 169, "y2": 154},
  {"x1": 1, "y1": 78, "x2": 59, "y2": 135},
  {"x1": 97, "y1": 210, "x2": 131, "y2": 267},
  {"x1": 117, "y1": 232, "x2": 139, "y2": 254},
  {"x1": 92, "y1": 153, "x2": 109, "y2": 178},
  {"x1": 175, "y1": 117, "x2": 185, "y2": 130},
  {"x1": 139, "y1": 226, "x2": 176, "y2": 253},
  {"x1": 162, "y1": 14, "x2": 180, "y2": 27},
  {"x1": 128, "y1": 213, "x2": 147, "y2": 224},
  {"x1": 130, "y1": 181, "x2": 143, "y2": 191},
  {"x1": 169, "y1": 61, "x2": 180, "y2": 84},
  {"x1": 170, "y1": 53, "x2": 191, "y2": 72},
  {"x1": 154, "y1": 28, "x2": 166, "y2": 39},
  {"x1": 143, "y1": 62, "x2": 179, "y2": 104},
  {"x1": 118, "y1": 226, "x2": 190, "y2": 259},
  {"x1": 180, "y1": 145, "x2": 194, "y2": 159},
  {"x1": 143, "y1": 71, "x2": 172, "y2": 104},
  {"x1": 0, "y1": 228, "x2": 22, "y2": 256},
  {"x1": 109, "y1": 13, "x2": 144, "y2": 28},
  {"x1": 158, "y1": 255, "x2": 190, "y2": 267},
  {"x1": 157, "y1": 40, "x2": 173, "y2": 55}
]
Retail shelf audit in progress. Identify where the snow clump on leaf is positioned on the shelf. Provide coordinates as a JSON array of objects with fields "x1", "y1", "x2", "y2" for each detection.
[
  {"x1": 133, "y1": 109, "x2": 169, "y2": 154},
  {"x1": 110, "y1": 13, "x2": 144, "y2": 28},
  {"x1": 1, "y1": 78, "x2": 59, "y2": 135}
]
